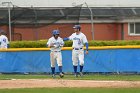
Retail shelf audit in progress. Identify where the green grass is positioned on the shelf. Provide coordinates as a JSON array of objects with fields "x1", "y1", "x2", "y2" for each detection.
[
  {"x1": 0, "y1": 74, "x2": 140, "y2": 81},
  {"x1": 0, "y1": 74, "x2": 140, "y2": 93},
  {"x1": 0, "y1": 88, "x2": 140, "y2": 93}
]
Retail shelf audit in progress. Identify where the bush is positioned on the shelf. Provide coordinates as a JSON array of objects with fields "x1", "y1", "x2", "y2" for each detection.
[
  {"x1": 9, "y1": 40, "x2": 140, "y2": 48},
  {"x1": 10, "y1": 40, "x2": 47, "y2": 48}
]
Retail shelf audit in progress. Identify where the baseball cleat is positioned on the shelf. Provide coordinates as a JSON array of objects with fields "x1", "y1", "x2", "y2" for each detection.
[
  {"x1": 52, "y1": 74, "x2": 55, "y2": 78},
  {"x1": 79, "y1": 72, "x2": 83, "y2": 77},
  {"x1": 59, "y1": 73, "x2": 64, "y2": 78},
  {"x1": 74, "y1": 73, "x2": 78, "y2": 78}
]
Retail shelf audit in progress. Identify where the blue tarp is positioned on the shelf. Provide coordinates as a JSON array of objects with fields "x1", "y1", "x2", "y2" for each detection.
[{"x1": 0, "y1": 49, "x2": 140, "y2": 73}]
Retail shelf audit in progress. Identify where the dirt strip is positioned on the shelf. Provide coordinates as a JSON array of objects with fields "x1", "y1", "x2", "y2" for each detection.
[{"x1": 0, "y1": 79, "x2": 140, "y2": 89}]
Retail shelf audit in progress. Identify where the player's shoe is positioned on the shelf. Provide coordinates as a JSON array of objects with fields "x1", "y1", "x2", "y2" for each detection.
[
  {"x1": 59, "y1": 73, "x2": 64, "y2": 78},
  {"x1": 52, "y1": 74, "x2": 55, "y2": 78},
  {"x1": 74, "y1": 73, "x2": 78, "y2": 78},
  {"x1": 79, "y1": 72, "x2": 83, "y2": 77},
  {"x1": 23, "y1": 72, "x2": 29, "y2": 75}
]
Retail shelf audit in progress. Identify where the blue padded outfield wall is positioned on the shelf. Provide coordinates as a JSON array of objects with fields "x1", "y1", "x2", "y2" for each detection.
[{"x1": 0, "y1": 48, "x2": 140, "y2": 73}]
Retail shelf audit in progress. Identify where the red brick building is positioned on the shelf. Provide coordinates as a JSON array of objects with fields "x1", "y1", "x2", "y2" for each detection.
[{"x1": 0, "y1": 7, "x2": 140, "y2": 41}]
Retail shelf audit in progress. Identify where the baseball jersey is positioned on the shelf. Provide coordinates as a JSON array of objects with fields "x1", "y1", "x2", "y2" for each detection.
[
  {"x1": 47, "y1": 37, "x2": 64, "y2": 51},
  {"x1": 69, "y1": 32, "x2": 88, "y2": 48},
  {"x1": 0, "y1": 35, "x2": 9, "y2": 49}
]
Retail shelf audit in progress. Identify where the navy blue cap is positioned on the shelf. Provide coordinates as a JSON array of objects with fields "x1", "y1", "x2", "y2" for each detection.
[{"x1": 73, "y1": 25, "x2": 81, "y2": 29}]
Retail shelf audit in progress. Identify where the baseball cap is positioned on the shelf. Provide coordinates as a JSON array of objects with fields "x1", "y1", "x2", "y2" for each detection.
[
  {"x1": 73, "y1": 25, "x2": 81, "y2": 29},
  {"x1": 52, "y1": 30, "x2": 60, "y2": 35}
]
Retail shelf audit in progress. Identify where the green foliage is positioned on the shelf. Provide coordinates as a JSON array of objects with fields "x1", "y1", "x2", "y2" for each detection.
[
  {"x1": 10, "y1": 40, "x2": 47, "y2": 48},
  {"x1": 63, "y1": 41, "x2": 73, "y2": 47},
  {"x1": 89, "y1": 40, "x2": 140, "y2": 46},
  {"x1": 9, "y1": 40, "x2": 140, "y2": 48}
]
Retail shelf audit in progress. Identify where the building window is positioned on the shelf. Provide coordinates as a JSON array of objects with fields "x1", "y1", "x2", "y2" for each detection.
[{"x1": 129, "y1": 23, "x2": 140, "y2": 35}]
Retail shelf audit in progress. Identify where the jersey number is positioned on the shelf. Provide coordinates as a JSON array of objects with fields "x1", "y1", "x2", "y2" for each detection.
[{"x1": 78, "y1": 39, "x2": 81, "y2": 45}]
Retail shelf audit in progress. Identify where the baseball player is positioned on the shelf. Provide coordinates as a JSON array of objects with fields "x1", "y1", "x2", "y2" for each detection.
[
  {"x1": 0, "y1": 30, "x2": 9, "y2": 49},
  {"x1": 47, "y1": 30, "x2": 64, "y2": 78},
  {"x1": 64, "y1": 25, "x2": 89, "y2": 77}
]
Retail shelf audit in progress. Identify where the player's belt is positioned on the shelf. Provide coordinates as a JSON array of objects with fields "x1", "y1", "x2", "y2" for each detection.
[
  {"x1": 51, "y1": 51, "x2": 61, "y2": 52},
  {"x1": 73, "y1": 48, "x2": 83, "y2": 50}
]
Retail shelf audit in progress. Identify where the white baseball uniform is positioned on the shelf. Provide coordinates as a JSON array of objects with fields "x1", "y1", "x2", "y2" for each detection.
[
  {"x1": 69, "y1": 32, "x2": 88, "y2": 66},
  {"x1": 47, "y1": 36, "x2": 64, "y2": 67},
  {"x1": 0, "y1": 35, "x2": 9, "y2": 49}
]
